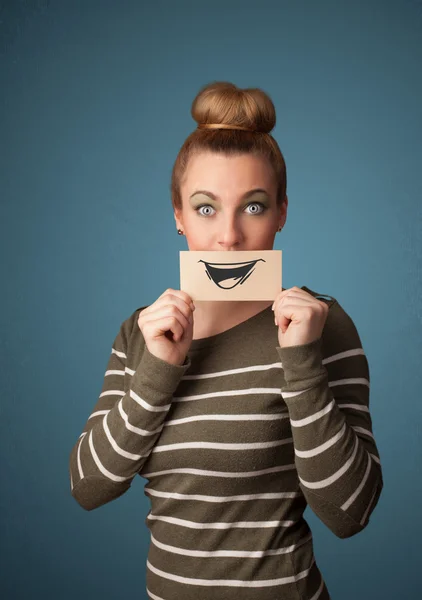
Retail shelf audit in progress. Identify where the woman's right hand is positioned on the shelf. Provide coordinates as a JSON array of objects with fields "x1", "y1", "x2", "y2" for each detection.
[{"x1": 137, "y1": 288, "x2": 195, "y2": 366}]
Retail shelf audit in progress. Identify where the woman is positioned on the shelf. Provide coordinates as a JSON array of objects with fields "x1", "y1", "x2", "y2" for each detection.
[{"x1": 69, "y1": 81, "x2": 383, "y2": 600}]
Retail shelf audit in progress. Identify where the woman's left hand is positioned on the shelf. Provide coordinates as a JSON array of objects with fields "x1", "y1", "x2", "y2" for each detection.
[{"x1": 272, "y1": 286, "x2": 329, "y2": 348}]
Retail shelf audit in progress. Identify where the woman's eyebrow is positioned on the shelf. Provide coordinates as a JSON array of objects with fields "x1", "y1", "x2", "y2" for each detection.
[{"x1": 190, "y1": 188, "x2": 269, "y2": 201}]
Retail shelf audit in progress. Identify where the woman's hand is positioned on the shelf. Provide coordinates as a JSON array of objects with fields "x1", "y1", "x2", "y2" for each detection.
[
  {"x1": 272, "y1": 286, "x2": 329, "y2": 348},
  {"x1": 137, "y1": 288, "x2": 195, "y2": 366}
]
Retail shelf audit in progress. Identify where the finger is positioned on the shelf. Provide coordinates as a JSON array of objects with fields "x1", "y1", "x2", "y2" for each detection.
[
  {"x1": 273, "y1": 294, "x2": 313, "y2": 316},
  {"x1": 143, "y1": 315, "x2": 186, "y2": 343},
  {"x1": 152, "y1": 293, "x2": 194, "y2": 322},
  {"x1": 275, "y1": 307, "x2": 297, "y2": 331},
  {"x1": 142, "y1": 304, "x2": 191, "y2": 332},
  {"x1": 141, "y1": 292, "x2": 194, "y2": 323},
  {"x1": 272, "y1": 288, "x2": 288, "y2": 309},
  {"x1": 276, "y1": 297, "x2": 327, "y2": 315},
  {"x1": 158, "y1": 288, "x2": 195, "y2": 310},
  {"x1": 276, "y1": 296, "x2": 313, "y2": 307},
  {"x1": 274, "y1": 300, "x2": 311, "y2": 328},
  {"x1": 271, "y1": 288, "x2": 302, "y2": 310},
  {"x1": 272, "y1": 287, "x2": 314, "y2": 306}
]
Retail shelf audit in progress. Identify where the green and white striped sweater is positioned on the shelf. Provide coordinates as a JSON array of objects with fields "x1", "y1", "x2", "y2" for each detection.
[{"x1": 69, "y1": 286, "x2": 383, "y2": 600}]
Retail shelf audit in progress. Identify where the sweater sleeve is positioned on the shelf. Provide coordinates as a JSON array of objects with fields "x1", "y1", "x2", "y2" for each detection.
[
  {"x1": 69, "y1": 310, "x2": 191, "y2": 511},
  {"x1": 276, "y1": 299, "x2": 383, "y2": 539}
]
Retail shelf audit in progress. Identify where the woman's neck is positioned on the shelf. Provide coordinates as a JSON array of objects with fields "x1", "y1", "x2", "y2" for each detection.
[{"x1": 192, "y1": 299, "x2": 273, "y2": 339}]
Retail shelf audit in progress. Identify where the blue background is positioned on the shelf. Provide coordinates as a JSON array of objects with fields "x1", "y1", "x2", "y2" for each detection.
[{"x1": 1, "y1": 1, "x2": 421, "y2": 598}]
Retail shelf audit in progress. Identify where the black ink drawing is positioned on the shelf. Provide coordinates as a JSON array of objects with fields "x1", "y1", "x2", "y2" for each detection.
[{"x1": 198, "y1": 259, "x2": 266, "y2": 290}]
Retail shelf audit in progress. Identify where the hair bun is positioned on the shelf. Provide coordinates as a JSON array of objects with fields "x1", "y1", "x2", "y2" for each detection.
[{"x1": 191, "y1": 81, "x2": 276, "y2": 134}]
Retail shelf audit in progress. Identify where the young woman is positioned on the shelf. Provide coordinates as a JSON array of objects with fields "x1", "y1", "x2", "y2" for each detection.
[{"x1": 69, "y1": 81, "x2": 383, "y2": 600}]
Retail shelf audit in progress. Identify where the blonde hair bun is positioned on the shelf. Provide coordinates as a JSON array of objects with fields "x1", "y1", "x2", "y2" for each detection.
[{"x1": 191, "y1": 81, "x2": 276, "y2": 134}]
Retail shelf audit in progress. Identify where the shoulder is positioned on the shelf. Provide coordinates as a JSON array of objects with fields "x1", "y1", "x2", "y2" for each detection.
[
  {"x1": 302, "y1": 286, "x2": 364, "y2": 353},
  {"x1": 301, "y1": 285, "x2": 337, "y2": 308},
  {"x1": 116, "y1": 304, "x2": 150, "y2": 348}
]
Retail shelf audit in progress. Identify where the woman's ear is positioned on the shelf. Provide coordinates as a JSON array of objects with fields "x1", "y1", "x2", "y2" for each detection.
[
  {"x1": 278, "y1": 195, "x2": 288, "y2": 230},
  {"x1": 174, "y1": 207, "x2": 183, "y2": 231}
]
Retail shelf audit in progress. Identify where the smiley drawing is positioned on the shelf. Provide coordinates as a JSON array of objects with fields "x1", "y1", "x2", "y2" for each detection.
[{"x1": 198, "y1": 258, "x2": 265, "y2": 290}]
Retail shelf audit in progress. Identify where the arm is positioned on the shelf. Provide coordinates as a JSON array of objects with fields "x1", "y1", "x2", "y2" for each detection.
[
  {"x1": 276, "y1": 299, "x2": 383, "y2": 539},
  {"x1": 69, "y1": 310, "x2": 191, "y2": 511}
]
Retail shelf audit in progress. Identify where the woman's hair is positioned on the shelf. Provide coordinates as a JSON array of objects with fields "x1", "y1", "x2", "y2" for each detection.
[{"x1": 170, "y1": 81, "x2": 287, "y2": 211}]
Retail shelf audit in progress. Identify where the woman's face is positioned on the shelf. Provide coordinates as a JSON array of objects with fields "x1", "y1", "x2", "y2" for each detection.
[{"x1": 175, "y1": 151, "x2": 287, "y2": 251}]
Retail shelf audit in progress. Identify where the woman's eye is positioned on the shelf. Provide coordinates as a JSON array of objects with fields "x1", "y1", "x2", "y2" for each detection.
[
  {"x1": 195, "y1": 203, "x2": 266, "y2": 217},
  {"x1": 197, "y1": 205, "x2": 215, "y2": 217},
  {"x1": 245, "y1": 202, "x2": 266, "y2": 214}
]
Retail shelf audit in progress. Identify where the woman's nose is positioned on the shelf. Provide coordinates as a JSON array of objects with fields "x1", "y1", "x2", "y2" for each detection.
[{"x1": 217, "y1": 217, "x2": 243, "y2": 249}]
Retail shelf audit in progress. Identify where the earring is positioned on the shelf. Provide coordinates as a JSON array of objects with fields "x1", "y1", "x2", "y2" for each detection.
[
  {"x1": 277, "y1": 226, "x2": 282, "y2": 232},
  {"x1": 177, "y1": 229, "x2": 184, "y2": 235}
]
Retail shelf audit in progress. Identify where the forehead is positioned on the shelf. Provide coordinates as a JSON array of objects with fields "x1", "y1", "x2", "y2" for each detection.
[{"x1": 181, "y1": 151, "x2": 276, "y2": 194}]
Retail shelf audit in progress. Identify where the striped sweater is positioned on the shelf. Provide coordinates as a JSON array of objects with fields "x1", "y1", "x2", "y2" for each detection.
[{"x1": 69, "y1": 285, "x2": 383, "y2": 600}]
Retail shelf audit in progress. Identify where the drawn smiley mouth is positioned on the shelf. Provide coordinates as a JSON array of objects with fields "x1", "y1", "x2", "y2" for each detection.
[{"x1": 198, "y1": 258, "x2": 265, "y2": 290}]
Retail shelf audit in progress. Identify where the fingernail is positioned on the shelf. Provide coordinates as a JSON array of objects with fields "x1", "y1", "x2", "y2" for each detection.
[
  {"x1": 274, "y1": 316, "x2": 278, "y2": 326},
  {"x1": 191, "y1": 303, "x2": 195, "y2": 311}
]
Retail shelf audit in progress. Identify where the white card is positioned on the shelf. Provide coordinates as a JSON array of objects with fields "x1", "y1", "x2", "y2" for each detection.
[{"x1": 180, "y1": 250, "x2": 282, "y2": 301}]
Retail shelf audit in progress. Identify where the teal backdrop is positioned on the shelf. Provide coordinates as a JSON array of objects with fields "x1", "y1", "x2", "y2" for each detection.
[{"x1": 1, "y1": 1, "x2": 421, "y2": 598}]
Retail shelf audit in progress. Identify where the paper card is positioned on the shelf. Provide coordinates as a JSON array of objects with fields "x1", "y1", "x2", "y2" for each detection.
[{"x1": 180, "y1": 250, "x2": 282, "y2": 301}]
